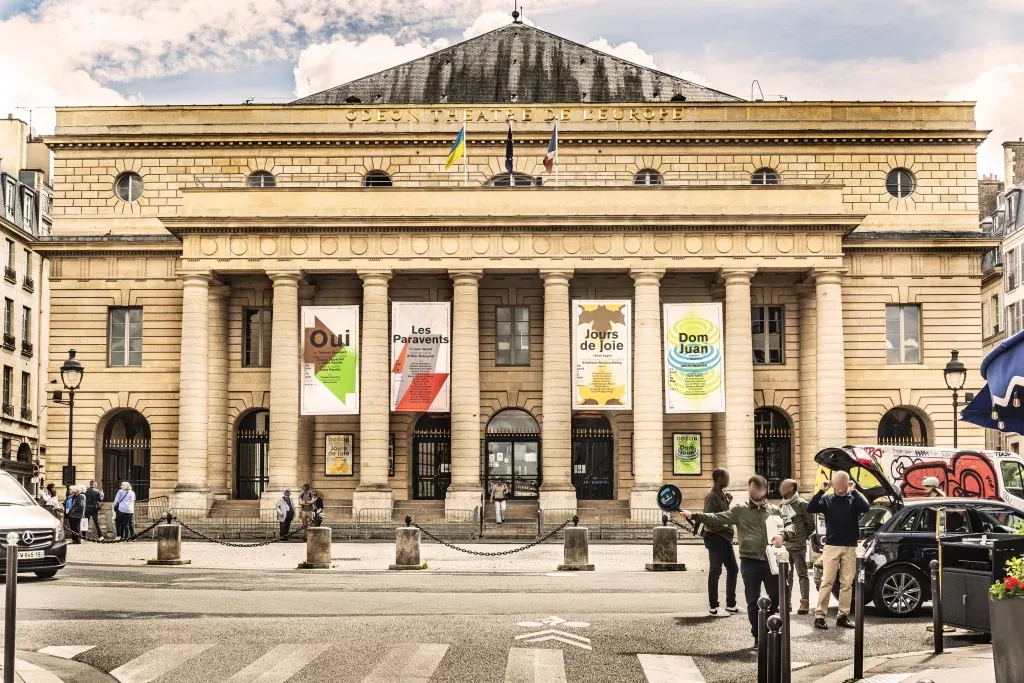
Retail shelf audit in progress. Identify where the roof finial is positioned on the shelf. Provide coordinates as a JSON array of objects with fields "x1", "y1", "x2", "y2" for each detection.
[{"x1": 512, "y1": 0, "x2": 521, "y2": 23}]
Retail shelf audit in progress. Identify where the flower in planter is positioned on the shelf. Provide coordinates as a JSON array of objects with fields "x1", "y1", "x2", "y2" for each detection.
[{"x1": 992, "y1": 556, "x2": 1024, "y2": 601}]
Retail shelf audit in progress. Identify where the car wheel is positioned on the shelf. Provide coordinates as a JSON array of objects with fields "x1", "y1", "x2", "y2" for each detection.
[
  {"x1": 33, "y1": 570, "x2": 58, "y2": 579},
  {"x1": 873, "y1": 566, "x2": 925, "y2": 618}
]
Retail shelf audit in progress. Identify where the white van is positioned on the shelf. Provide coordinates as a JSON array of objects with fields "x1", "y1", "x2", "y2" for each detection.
[{"x1": 846, "y1": 445, "x2": 1024, "y2": 510}]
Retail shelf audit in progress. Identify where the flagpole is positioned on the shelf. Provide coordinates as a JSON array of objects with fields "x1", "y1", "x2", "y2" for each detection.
[
  {"x1": 464, "y1": 124, "x2": 468, "y2": 187},
  {"x1": 555, "y1": 120, "x2": 559, "y2": 187}
]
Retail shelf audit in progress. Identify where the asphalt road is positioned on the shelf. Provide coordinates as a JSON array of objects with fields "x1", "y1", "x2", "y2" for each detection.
[{"x1": 2, "y1": 566, "x2": 989, "y2": 683}]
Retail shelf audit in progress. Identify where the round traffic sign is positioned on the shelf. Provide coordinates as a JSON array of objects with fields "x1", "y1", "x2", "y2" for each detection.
[{"x1": 656, "y1": 484, "x2": 682, "y2": 512}]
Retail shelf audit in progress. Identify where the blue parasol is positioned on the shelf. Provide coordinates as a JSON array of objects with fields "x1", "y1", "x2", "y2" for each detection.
[{"x1": 961, "y1": 329, "x2": 1024, "y2": 434}]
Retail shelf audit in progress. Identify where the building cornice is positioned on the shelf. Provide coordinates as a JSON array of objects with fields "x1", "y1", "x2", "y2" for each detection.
[{"x1": 843, "y1": 230, "x2": 1000, "y2": 252}]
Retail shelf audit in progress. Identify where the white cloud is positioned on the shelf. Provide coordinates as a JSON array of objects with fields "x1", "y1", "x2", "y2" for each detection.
[
  {"x1": 946, "y1": 64, "x2": 1024, "y2": 182},
  {"x1": 462, "y1": 10, "x2": 535, "y2": 39},
  {"x1": 293, "y1": 34, "x2": 450, "y2": 98},
  {"x1": 586, "y1": 38, "x2": 707, "y2": 85}
]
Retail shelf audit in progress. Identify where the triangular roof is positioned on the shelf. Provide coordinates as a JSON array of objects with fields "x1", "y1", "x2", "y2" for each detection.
[{"x1": 293, "y1": 23, "x2": 739, "y2": 105}]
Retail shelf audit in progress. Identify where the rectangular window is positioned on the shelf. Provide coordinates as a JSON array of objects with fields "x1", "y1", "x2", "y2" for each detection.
[
  {"x1": 20, "y1": 372, "x2": 29, "y2": 412},
  {"x1": 23, "y1": 250, "x2": 30, "y2": 278},
  {"x1": 1010, "y1": 303, "x2": 1019, "y2": 336},
  {"x1": 21, "y1": 306, "x2": 29, "y2": 341},
  {"x1": 3, "y1": 299, "x2": 11, "y2": 337},
  {"x1": 496, "y1": 306, "x2": 530, "y2": 366},
  {"x1": 886, "y1": 304, "x2": 921, "y2": 364},
  {"x1": 1009, "y1": 248, "x2": 1019, "y2": 291},
  {"x1": 22, "y1": 193, "x2": 33, "y2": 231},
  {"x1": 751, "y1": 305, "x2": 785, "y2": 364},
  {"x1": 2, "y1": 366, "x2": 11, "y2": 407},
  {"x1": 3, "y1": 181, "x2": 13, "y2": 221},
  {"x1": 0, "y1": 439, "x2": 8, "y2": 460},
  {"x1": 108, "y1": 307, "x2": 143, "y2": 367},
  {"x1": 4, "y1": 240, "x2": 12, "y2": 270},
  {"x1": 992, "y1": 295, "x2": 1002, "y2": 334},
  {"x1": 242, "y1": 307, "x2": 273, "y2": 367}
]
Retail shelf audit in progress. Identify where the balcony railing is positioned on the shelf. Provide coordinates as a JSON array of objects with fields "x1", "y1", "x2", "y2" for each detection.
[
  {"x1": 20, "y1": 407, "x2": 31, "y2": 421},
  {"x1": 190, "y1": 169, "x2": 834, "y2": 190},
  {"x1": 3, "y1": 268, "x2": 15, "y2": 284},
  {"x1": 2, "y1": 334, "x2": 14, "y2": 351},
  {"x1": 2, "y1": 403, "x2": 13, "y2": 418},
  {"x1": 20, "y1": 340, "x2": 31, "y2": 357},
  {"x1": 22, "y1": 275, "x2": 33, "y2": 292}
]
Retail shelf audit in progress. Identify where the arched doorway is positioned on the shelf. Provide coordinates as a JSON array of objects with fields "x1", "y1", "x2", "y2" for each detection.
[
  {"x1": 878, "y1": 407, "x2": 928, "y2": 446},
  {"x1": 412, "y1": 414, "x2": 452, "y2": 500},
  {"x1": 571, "y1": 414, "x2": 614, "y2": 500},
  {"x1": 485, "y1": 409, "x2": 541, "y2": 499},
  {"x1": 754, "y1": 407, "x2": 792, "y2": 499},
  {"x1": 102, "y1": 410, "x2": 151, "y2": 500},
  {"x1": 235, "y1": 409, "x2": 270, "y2": 500}
]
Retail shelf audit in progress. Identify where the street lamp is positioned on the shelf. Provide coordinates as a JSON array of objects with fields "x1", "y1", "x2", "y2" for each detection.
[
  {"x1": 55, "y1": 349, "x2": 84, "y2": 486},
  {"x1": 943, "y1": 350, "x2": 967, "y2": 448}
]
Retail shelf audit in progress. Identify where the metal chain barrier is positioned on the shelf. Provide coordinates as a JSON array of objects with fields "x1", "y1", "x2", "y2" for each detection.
[
  {"x1": 410, "y1": 515, "x2": 574, "y2": 557},
  {"x1": 668, "y1": 517, "x2": 700, "y2": 536},
  {"x1": 61, "y1": 517, "x2": 165, "y2": 544},
  {"x1": 170, "y1": 514, "x2": 308, "y2": 548}
]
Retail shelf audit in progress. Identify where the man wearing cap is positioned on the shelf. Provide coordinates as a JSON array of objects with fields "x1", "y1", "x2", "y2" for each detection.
[
  {"x1": 922, "y1": 476, "x2": 946, "y2": 497},
  {"x1": 275, "y1": 489, "x2": 295, "y2": 539}
]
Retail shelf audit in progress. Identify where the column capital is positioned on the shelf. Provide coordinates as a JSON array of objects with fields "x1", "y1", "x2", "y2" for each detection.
[
  {"x1": 539, "y1": 268, "x2": 573, "y2": 284},
  {"x1": 176, "y1": 271, "x2": 214, "y2": 286},
  {"x1": 810, "y1": 268, "x2": 846, "y2": 286},
  {"x1": 448, "y1": 269, "x2": 483, "y2": 285},
  {"x1": 267, "y1": 269, "x2": 303, "y2": 285},
  {"x1": 358, "y1": 269, "x2": 392, "y2": 286},
  {"x1": 720, "y1": 268, "x2": 756, "y2": 285},
  {"x1": 630, "y1": 268, "x2": 665, "y2": 284}
]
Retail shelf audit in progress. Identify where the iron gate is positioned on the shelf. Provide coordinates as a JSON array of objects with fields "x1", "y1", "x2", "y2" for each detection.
[
  {"x1": 103, "y1": 437, "x2": 151, "y2": 500},
  {"x1": 571, "y1": 419, "x2": 614, "y2": 500},
  {"x1": 236, "y1": 416, "x2": 269, "y2": 500},
  {"x1": 413, "y1": 425, "x2": 451, "y2": 500},
  {"x1": 754, "y1": 427, "x2": 792, "y2": 499}
]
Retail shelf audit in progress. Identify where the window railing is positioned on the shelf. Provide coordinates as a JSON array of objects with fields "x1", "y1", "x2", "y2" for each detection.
[
  {"x1": 2, "y1": 334, "x2": 14, "y2": 351},
  {"x1": 20, "y1": 340, "x2": 31, "y2": 357},
  {"x1": 2, "y1": 403, "x2": 13, "y2": 418},
  {"x1": 3, "y1": 268, "x2": 15, "y2": 284},
  {"x1": 22, "y1": 275, "x2": 33, "y2": 292},
  {"x1": 19, "y1": 407, "x2": 31, "y2": 421}
]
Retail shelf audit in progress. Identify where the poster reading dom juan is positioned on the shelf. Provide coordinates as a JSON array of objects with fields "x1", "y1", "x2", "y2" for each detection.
[
  {"x1": 390, "y1": 302, "x2": 451, "y2": 412},
  {"x1": 663, "y1": 303, "x2": 725, "y2": 413},
  {"x1": 301, "y1": 306, "x2": 360, "y2": 415},
  {"x1": 572, "y1": 300, "x2": 632, "y2": 410}
]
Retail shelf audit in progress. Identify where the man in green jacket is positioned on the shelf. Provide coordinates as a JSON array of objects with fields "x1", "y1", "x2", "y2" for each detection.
[
  {"x1": 681, "y1": 474, "x2": 795, "y2": 645},
  {"x1": 779, "y1": 478, "x2": 814, "y2": 614}
]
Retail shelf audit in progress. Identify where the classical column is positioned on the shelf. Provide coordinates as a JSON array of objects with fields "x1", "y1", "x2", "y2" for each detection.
[
  {"x1": 261, "y1": 270, "x2": 301, "y2": 510},
  {"x1": 353, "y1": 270, "x2": 393, "y2": 514},
  {"x1": 206, "y1": 282, "x2": 230, "y2": 499},
  {"x1": 446, "y1": 270, "x2": 483, "y2": 513},
  {"x1": 297, "y1": 280, "x2": 316, "y2": 488},
  {"x1": 815, "y1": 270, "x2": 847, "y2": 449},
  {"x1": 629, "y1": 268, "x2": 665, "y2": 515},
  {"x1": 797, "y1": 282, "x2": 818, "y2": 489},
  {"x1": 172, "y1": 272, "x2": 212, "y2": 509},
  {"x1": 539, "y1": 269, "x2": 577, "y2": 511},
  {"x1": 723, "y1": 269, "x2": 756, "y2": 488}
]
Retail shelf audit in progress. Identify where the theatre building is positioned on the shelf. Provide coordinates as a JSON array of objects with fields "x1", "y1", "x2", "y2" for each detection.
[{"x1": 39, "y1": 22, "x2": 993, "y2": 515}]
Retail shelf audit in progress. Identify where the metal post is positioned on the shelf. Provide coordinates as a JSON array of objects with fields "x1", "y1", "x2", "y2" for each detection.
[
  {"x1": 67, "y1": 389, "x2": 74, "y2": 470},
  {"x1": 4, "y1": 533, "x2": 19, "y2": 683},
  {"x1": 952, "y1": 390, "x2": 958, "y2": 449},
  {"x1": 930, "y1": 559, "x2": 943, "y2": 655},
  {"x1": 757, "y1": 596, "x2": 771, "y2": 683},
  {"x1": 766, "y1": 615, "x2": 783, "y2": 683},
  {"x1": 778, "y1": 553, "x2": 791, "y2": 683},
  {"x1": 854, "y1": 552, "x2": 866, "y2": 679},
  {"x1": 479, "y1": 493, "x2": 484, "y2": 539}
]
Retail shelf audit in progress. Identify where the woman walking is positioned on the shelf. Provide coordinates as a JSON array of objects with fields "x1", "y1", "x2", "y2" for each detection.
[{"x1": 112, "y1": 482, "x2": 136, "y2": 540}]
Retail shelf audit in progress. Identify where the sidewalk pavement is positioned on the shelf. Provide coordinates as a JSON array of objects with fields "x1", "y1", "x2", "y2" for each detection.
[{"x1": 793, "y1": 644, "x2": 995, "y2": 683}]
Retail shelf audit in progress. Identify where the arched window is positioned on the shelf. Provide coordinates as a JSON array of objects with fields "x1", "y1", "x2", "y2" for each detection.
[
  {"x1": 670, "y1": 94, "x2": 687, "y2": 102},
  {"x1": 236, "y1": 409, "x2": 270, "y2": 500},
  {"x1": 102, "y1": 409, "x2": 151, "y2": 500},
  {"x1": 363, "y1": 171, "x2": 393, "y2": 187},
  {"x1": 114, "y1": 172, "x2": 144, "y2": 202},
  {"x1": 16, "y1": 442, "x2": 31, "y2": 463},
  {"x1": 487, "y1": 409, "x2": 541, "y2": 434},
  {"x1": 633, "y1": 169, "x2": 663, "y2": 186},
  {"x1": 488, "y1": 173, "x2": 538, "y2": 187},
  {"x1": 751, "y1": 168, "x2": 780, "y2": 185},
  {"x1": 246, "y1": 171, "x2": 276, "y2": 188},
  {"x1": 886, "y1": 168, "x2": 915, "y2": 198},
  {"x1": 344, "y1": 96, "x2": 362, "y2": 104},
  {"x1": 878, "y1": 407, "x2": 928, "y2": 446}
]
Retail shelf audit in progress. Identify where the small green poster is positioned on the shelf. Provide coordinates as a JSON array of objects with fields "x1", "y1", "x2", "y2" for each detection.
[{"x1": 673, "y1": 433, "x2": 702, "y2": 475}]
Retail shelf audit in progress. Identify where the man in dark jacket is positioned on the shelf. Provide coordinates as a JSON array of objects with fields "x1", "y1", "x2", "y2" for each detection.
[
  {"x1": 66, "y1": 485, "x2": 87, "y2": 544},
  {"x1": 681, "y1": 474, "x2": 796, "y2": 645},
  {"x1": 807, "y1": 470, "x2": 869, "y2": 630},
  {"x1": 702, "y1": 467, "x2": 739, "y2": 617},
  {"x1": 84, "y1": 480, "x2": 104, "y2": 537},
  {"x1": 779, "y1": 478, "x2": 814, "y2": 614}
]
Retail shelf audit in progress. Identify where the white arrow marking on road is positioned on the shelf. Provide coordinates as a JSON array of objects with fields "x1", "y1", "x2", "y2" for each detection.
[
  {"x1": 514, "y1": 630, "x2": 590, "y2": 644},
  {"x1": 225, "y1": 644, "x2": 329, "y2": 683},
  {"x1": 109, "y1": 644, "x2": 214, "y2": 683},
  {"x1": 518, "y1": 635, "x2": 593, "y2": 651},
  {"x1": 637, "y1": 654, "x2": 705, "y2": 683},
  {"x1": 360, "y1": 643, "x2": 449, "y2": 683},
  {"x1": 38, "y1": 646, "x2": 95, "y2": 660},
  {"x1": 505, "y1": 648, "x2": 567, "y2": 683}
]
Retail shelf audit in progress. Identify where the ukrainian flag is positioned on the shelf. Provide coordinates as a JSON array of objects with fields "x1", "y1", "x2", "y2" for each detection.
[{"x1": 445, "y1": 125, "x2": 466, "y2": 170}]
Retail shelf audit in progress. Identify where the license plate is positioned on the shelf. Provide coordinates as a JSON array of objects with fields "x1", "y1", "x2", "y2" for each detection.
[{"x1": 17, "y1": 550, "x2": 43, "y2": 560}]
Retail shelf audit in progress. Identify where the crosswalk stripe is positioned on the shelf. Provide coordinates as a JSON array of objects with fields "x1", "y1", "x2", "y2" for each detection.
[
  {"x1": 637, "y1": 654, "x2": 706, "y2": 683},
  {"x1": 505, "y1": 648, "x2": 567, "y2": 683},
  {"x1": 11, "y1": 659, "x2": 64, "y2": 683},
  {"x1": 360, "y1": 643, "x2": 449, "y2": 683},
  {"x1": 225, "y1": 644, "x2": 329, "y2": 683},
  {"x1": 109, "y1": 644, "x2": 214, "y2": 683},
  {"x1": 37, "y1": 646, "x2": 95, "y2": 660}
]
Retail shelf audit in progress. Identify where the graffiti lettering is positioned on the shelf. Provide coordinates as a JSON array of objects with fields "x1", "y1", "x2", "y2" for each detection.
[{"x1": 899, "y1": 451, "x2": 1000, "y2": 499}]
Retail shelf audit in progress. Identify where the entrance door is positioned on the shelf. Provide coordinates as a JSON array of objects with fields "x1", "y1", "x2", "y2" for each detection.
[
  {"x1": 412, "y1": 415, "x2": 451, "y2": 500},
  {"x1": 754, "y1": 407, "x2": 792, "y2": 499},
  {"x1": 572, "y1": 416, "x2": 614, "y2": 500},
  {"x1": 485, "y1": 409, "x2": 541, "y2": 499},
  {"x1": 235, "y1": 410, "x2": 269, "y2": 500}
]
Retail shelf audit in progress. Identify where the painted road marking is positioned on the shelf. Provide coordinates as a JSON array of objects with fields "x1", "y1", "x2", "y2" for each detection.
[
  {"x1": 505, "y1": 648, "x2": 567, "y2": 683},
  {"x1": 861, "y1": 675, "x2": 912, "y2": 683},
  {"x1": 637, "y1": 654, "x2": 705, "y2": 683},
  {"x1": 515, "y1": 630, "x2": 592, "y2": 651},
  {"x1": 109, "y1": 644, "x2": 214, "y2": 683},
  {"x1": 37, "y1": 646, "x2": 95, "y2": 660},
  {"x1": 792, "y1": 662, "x2": 811, "y2": 670},
  {"x1": 360, "y1": 644, "x2": 449, "y2": 683},
  {"x1": 225, "y1": 644, "x2": 329, "y2": 683},
  {"x1": 4, "y1": 659, "x2": 65, "y2": 683}
]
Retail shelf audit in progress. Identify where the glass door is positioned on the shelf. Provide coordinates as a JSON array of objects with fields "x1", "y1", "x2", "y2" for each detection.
[{"x1": 486, "y1": 439, "x2": 540, "y2": 499}]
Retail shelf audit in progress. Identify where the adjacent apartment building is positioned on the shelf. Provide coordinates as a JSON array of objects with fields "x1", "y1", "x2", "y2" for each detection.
[{"x1": 0, "y1": 115, "x2": 51, "y2": 492}]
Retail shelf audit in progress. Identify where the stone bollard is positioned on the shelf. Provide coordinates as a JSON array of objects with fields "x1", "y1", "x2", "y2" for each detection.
[
  {"x1": 146, "y1": 521, "x2": 190, "y2": 566},
  {"x1": 389, "y1": 516, "x2": 423, "y2": 570},
  {"x1": 557, "y1": 516, "x2": 594, "y2": 571},
  {"x1": 645, "y1": 516, "x2": 686, "y2": 571},
  {"x1": 297, "y1": 527, "x2": 332, "y2": 569}
]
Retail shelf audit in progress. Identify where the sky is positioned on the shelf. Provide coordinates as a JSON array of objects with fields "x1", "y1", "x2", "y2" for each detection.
[{"x1": 1, "y1": 0, "x2": 1022, "y2": 178}]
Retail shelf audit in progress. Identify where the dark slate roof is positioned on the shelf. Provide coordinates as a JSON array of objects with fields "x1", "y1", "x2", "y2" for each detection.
[{"x1": 293, "y1": 23, "x2": 739, "y2": 105}]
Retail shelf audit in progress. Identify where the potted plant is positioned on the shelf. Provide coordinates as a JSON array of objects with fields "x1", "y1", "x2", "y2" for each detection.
[{"x1": 990, "y1": 552, "x2": 1024, "y2": 683}]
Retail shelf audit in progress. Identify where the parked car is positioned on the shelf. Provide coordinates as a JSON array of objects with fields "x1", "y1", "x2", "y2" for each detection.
[{"x1": 0, "y1": 471, "x2": 67, "y2": 578}]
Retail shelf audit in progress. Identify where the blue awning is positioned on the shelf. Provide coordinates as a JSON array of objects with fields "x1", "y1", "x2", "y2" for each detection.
[{"x1": 961, "y1": 329, "x2": 1024, "y2": 434}]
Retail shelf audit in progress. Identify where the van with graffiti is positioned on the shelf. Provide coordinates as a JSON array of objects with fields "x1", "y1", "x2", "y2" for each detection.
[{"x1": 820, "y1": 445, "x2": 1024, "y2": 510}]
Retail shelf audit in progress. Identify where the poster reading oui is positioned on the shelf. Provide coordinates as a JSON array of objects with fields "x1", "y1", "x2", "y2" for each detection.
[
  {"x1": 663, "y1": 303, "x2": 725, "y2": 413},
  {"x1": 390, "y1": 302, "x2": 451, "y2": 412},
  {"x1": 572, "y1": 300, "x2": 632, "y2": 410},
  {"x1": 301, "y1": 306, "x2": 360, "y2": 415}
]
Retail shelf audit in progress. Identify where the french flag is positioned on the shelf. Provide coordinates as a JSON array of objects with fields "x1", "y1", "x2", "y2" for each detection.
[{"x1": 543, "y1": 122, "x2": 558, "y2": 173}]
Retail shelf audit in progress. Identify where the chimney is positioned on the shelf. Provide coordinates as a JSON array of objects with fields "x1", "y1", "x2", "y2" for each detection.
[{"x1": 1006, "y1": 141, "x2": 1024, "y2": 188}]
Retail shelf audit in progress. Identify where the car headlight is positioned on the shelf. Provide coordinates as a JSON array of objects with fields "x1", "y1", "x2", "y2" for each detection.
[{"x1": 55, "y1": 524, "x2": 64, "y2": 541}]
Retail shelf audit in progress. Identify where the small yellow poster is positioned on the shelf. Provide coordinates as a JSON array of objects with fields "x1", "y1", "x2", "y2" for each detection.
[{"x1": 572, "y1": 300, "x2": 631, "y2": 410}]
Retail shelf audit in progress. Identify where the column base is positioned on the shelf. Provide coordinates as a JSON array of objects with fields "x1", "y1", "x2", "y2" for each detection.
[
  {"x1": 169, "y1": 489, "x2": 211, "y2": 511},
  {"x1": 629, "y1": 483, "x2": 662, "y2": 519},
  {"x1": 539, "y1": 485, "x2": 577, "y2": 512},
  {"x1": 353, "y1": 485, "x2": 394, "y2": 517},
  {"x1": 444, "y1": 486, "x2": 483, "y2": 516}
]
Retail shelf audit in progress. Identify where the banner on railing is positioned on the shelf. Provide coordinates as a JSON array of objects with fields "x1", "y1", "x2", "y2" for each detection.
[
  {"x1": 663, "y1": 302, "x2": 725, "y2": 413},
  {"x1": 301, "y1": 305, "x2": 360, "y2": 415},
  {"x1": 390, "y1": 301, "x2": 451, "y2": 412},
  {"x1": 572, "y1": 299, "x2": 631, "y2": 410}
]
